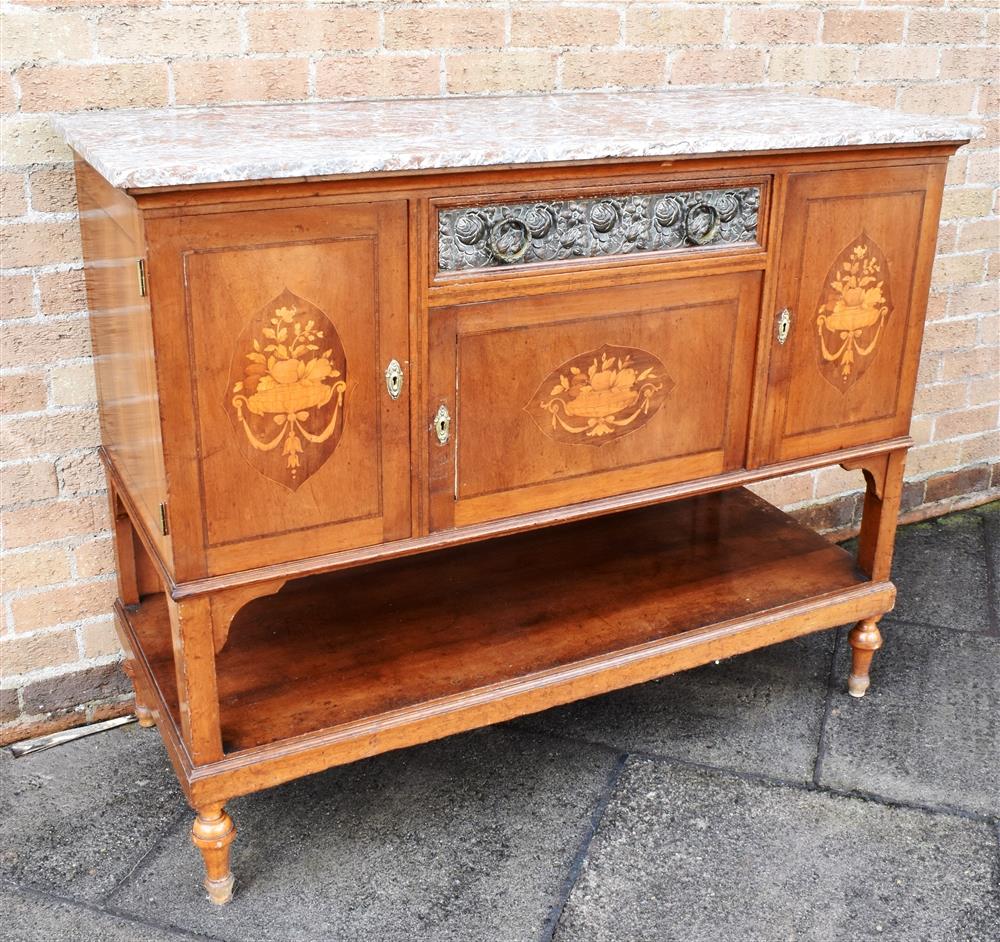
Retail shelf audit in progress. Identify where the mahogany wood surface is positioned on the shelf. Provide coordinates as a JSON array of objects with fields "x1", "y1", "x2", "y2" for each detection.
[{"x1": 69, "y1": 130, "x2": 963, "y2": 903}]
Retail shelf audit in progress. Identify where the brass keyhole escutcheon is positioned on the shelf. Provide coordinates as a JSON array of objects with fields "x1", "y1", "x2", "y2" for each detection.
[
  {"x1": 776, "y1": 308, "x2": 792, "y2": 345},
  {"x1": 434, "y1": 403, "x2": 451, "y2": 445},
  {"x1": 385, "y1": 359, "x2": 403, "y2": 400}
]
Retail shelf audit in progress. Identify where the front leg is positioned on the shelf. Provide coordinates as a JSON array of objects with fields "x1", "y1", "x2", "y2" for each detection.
[
  {"x1": 192, "y1": 805, "x2": 236, "y2": 905},
  {"x1": 847, "y1": 617, "x2": 883, "y2": 698}
]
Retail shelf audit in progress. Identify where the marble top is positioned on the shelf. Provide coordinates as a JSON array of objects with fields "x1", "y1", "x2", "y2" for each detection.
[{"x1": 53, "y1": 90, "x2": 976, "y2": 191}]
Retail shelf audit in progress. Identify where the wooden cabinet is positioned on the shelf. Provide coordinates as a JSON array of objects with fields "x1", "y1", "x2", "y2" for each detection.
[
  {"x1": 754, "y1": 164, "x2": 945, "y2": 465},
  {"x1": 62, "y1": 94, "x2": 965, "y2": 906},
  {"x1": 428, "y1": 271, "x2": 760, "y2": 529}
]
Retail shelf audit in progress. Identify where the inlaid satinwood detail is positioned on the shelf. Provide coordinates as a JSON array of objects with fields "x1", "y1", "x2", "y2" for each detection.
[
  {"x1": 439, "y1": 187, "x2": 760, "y2": 271},
  {"x1": 816, "y1": 235, "x2": 893, "y2": 390},
  {"x1": 227, "y1": 288, "x2": 347, "y2": 490},
  {"x1": 528, "y1": 344, "x2": 672, "y2": 445}
]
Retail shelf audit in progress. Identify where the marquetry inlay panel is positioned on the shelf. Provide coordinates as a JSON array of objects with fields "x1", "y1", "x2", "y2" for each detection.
[{"x1": 438, "y1": 186, "x2": 760, "y2": 272}]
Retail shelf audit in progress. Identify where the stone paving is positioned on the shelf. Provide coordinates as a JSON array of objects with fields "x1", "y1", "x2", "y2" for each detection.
[{"x1": 2, "y1": 503, "x2": 998, "y2": 942}]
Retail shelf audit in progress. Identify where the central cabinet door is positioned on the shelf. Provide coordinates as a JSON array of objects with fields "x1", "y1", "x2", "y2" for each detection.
[
  {"x1": 157, "y1": 201, "x2": 410, "y2": 576},
  {"x1": 428, "y1": 271, "x2": 761, "y2": 530}
]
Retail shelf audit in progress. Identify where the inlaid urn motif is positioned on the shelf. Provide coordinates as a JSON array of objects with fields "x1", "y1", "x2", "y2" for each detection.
[
  {"x1": 227, "y1": 288, "x2": 347, "y2": 490},
  {"x1": 528, "y1": 344, "x2": 671, "y2": 445},
  {"x1": 816, "y1": 235, "x2": 893, "y2": 390}
]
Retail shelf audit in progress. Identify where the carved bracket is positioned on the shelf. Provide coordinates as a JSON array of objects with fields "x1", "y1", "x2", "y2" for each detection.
[{"x1": 210, "y1": 579, "x2": 287, "y2": 654}]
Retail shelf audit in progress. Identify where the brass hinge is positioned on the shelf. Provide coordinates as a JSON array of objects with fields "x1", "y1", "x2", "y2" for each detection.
[
  {"x1": 158, "y1": 502, "x2": 169, "y2": 536},
  {"x1": 136, "y1": 258, "x2": 148, "y2": 297}
]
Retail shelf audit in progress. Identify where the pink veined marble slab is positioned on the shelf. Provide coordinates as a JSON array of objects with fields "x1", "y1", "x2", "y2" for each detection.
[{"x1": 52, "y1": 90, "x2": 977, "y2": 190}]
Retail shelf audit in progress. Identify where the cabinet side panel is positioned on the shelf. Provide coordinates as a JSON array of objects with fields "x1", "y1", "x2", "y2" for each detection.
[{"x1": 75, "y1": 158, "x2": 171, "y2": 564}]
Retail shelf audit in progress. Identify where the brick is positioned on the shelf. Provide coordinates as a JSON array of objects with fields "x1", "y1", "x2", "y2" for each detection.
[
  {"x1": 791, "y1": 493, "x2": 862, "y2": 534},
  {"x1": 940, "y1": 187, "x2": 995, "y2": 221},
  {"x1": 921, "y1": 318, "x2": 979, "y2": 353},
  {"x1": 968, "y1": 376, "x2": 1000, "y2": 407},
  {"x1": 0, "y1": 460, "x2": 58, "y2": 506},
  {"x1": 21, "y1": 661, "x2": 128, "y2": 716},
  {"x1": 856, "y1": 46, "x2": 939, "y2": 82},
  {"x1": 940, "y1": 48, "x2": 998, "y2": 81},
  {"x1": 747, "y1": 473, "x2": 813, "y2": 508},
  {"x1": 899, "y1": 479, "x2": 926, "y2": 515},
  {"x1": 956, "y1": 218, "x2": 1000, "y2": 254},
  {"x1": 940, "y1": 347, "x2": 999, "y2": 381},
  {"x1": 1, "y1": 69, "x2": 15, "y2": 113},
  {"x1": 960, "y1": 431, "x2": 1000, "y2": 465},
  {"x1": 16, "y1": 63, "x2": 168, "y2": 111},
  {"x1": 910, "y1": 414, "x2": 933, "y2": 446},
  {"x1": 931, "y1": 253, "x2": 985, "y2": 286},
  {"x1": 37, "y1": 269, "x2": 87, "y2": 316},
  {"x1": 671, "y1": 48, "x2": 766, "y2": 86},
  {"x1": 1, "y1": 274, "x2": 34, "y2": 320},
  {"x1": 1, "y1": 219, "x2": 81, "y2": 268},
  {"x1": 822, "y1": 11, "x2": 904, "y2": 45},
  {"x1": 510, "y1": 7, "x2": 620, "y2": 48},
  {"x1": 898, "y1": 84, "x2": 976, "y2": 117},
  {"x1": 814, "y1": 84, "x2": 897, "y2": 111},
  {"x1": 94, "y1": 9, "x2": 241, "y2": 59},
  {"x1": 173, "y1": 59, "x2": 309, "y2": 106},
  {"x1": 908, "y1": 11, "x2": 986, "y2": 45},
  {"x1": 446, "y1": 51, "x2": 558, "y2": 95},
  {"x1": 50, "y1": 362, "x2": 97, "y2": 407},
  {"x1": 914, "y1": 381, "x2": 968, "y2": 414},
  {"x1": 1, "y1": 545, "x2": 71, "y2": 590},
  {"x1": 248, "y1": 7, "x2": 378, "y2": 54},
  {"x1": 81, "y1": 618, "x2": 120, "y2": 659},
  {"x1": 0, "y1": 116, "x2": 73, "y2": 168},
  {"x1": 729, "y1": 9, "x2": 820, "y2": 45},
  {"x1": 944, "y1": 154, "x2": 967, "y2": 187},
  {"x1": 924, "y1": 464, "x2": 992, "y2": 503},
  {"x1": 934, "y1": 404, "x2": 998, "y2": 441},
  {"x1": 768, "y1": 47, "x2": 856, "y2": 84},
  {"x1": 0, "y1": 318, "x2": 91, "y2": 370},
  {"x1": 1, "y1": 171, "x2": 27, "y2": 217},
  {"x1": 0, "y1": 372, "x2": 47, "y2": 413},
  {"x1": 0, "y1": 12, "x2": 92, "y2": 64},
  {"x1": 814, "y1": 465, "x2": 865, "y2": 500},
  {"x1": 626, "y1": 7, "x2": 725, "y2": 46},
  {"x1": 1, "y1": 494, "x2": 108, "y2": 551},
  {"x1": 74, "y1": 536, "x2": 115, "y2": 579},
  {"x1": 11, "y1": 579, "x2": 115, "y2": 633},
  {"x1": 0, "y1": 688, "x2": 19, "y2": 725},
  {"x1": 0, "y1": 630, "x2": 78, "y2": 677},
  {"x1": 316, "y1": 54, "x2": 441, "y2": 100},
  {"x1": 905, "y1": 441, "x2": 962, "y2": 477},
  {"x1": 561, "y1": 51, "x2": 665, "y2": 91},
  {"x1": 384, "y1": 8, "x2": 505, "y2": 50},
  {"x1": 27, "y1": 168, "x2": 77, "y2": 214},
  {"x1": 56, "y1": 450, "x2": 105, "y2": 497},
  {"x1": 977, "y1": 314, "x2": 999, "y2": 346}
]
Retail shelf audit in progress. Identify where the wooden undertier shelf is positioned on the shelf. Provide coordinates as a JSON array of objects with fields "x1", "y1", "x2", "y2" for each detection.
[{"x1": 128, "y1": 489, "x2": 892, "y2": 761}]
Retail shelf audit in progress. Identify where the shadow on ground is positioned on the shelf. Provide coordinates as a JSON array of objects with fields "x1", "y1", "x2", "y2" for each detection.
[{"x1": 2, "y1": 504, "x2": 998, "y2": 941}]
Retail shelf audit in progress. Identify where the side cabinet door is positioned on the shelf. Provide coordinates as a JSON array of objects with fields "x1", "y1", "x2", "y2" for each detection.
[
  {"x1": 428, "y1": 272, "x2": 760, "y2": 531},
  {"x1": 148, "y1": 201, "x2": 410, "y2": 578},
  {"x1": 754, "y1": 164, "x2": 944, "y2": 465}
]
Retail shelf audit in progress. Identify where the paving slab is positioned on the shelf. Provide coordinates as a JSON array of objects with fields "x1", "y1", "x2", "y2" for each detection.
[
  {"x1": 516, "y1": 630, "x2": 835, "y2": 782},
  {"x1": 0, "y1": 723, "x2": 187, "y2": 903},
  {"x1": 887, "y1": 512, "x2": 992, "y2": 634},
  {"x1": 819, "y1": 619, "x2": 1000, "y2": 816},
  {"x1": 0, "y1": 885, "x2": 198, "y2": 942},
  {"x1": 555, "y1": 757, "x2": 1000, "y2": 942},
  {"x1": 973, "y1": 500, "x2": 999, "y2": 633},
  {"x1": 111, "y1": 726, "x2": 617, "y2": 942}
]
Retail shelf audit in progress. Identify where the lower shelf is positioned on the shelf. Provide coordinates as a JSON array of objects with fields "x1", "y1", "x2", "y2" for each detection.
[{"x1": 128, "y1": 487, "x2": 892, "y2": 784}]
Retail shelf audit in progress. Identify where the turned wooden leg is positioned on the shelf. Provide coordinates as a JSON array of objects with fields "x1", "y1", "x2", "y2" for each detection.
[
  {"x1": 848, "y1": 618, "x2": 883, "y2": 698},
  {"x1": 191, "y1": 805, "x2": 236, "y2": 905},
  {"x1": 122, "y1": 659, "x2": 156, "y2": 728}
]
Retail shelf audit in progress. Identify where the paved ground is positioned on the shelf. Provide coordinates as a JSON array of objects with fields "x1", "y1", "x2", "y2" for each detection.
[{"x1": 2, "y1": 503, "x2": 998, "y2": 942}]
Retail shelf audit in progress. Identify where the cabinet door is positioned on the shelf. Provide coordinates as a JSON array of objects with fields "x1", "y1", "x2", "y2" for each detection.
[
  {"x1": 428, "y1": 271, "x2": 761, "y2": 530},
  {"x1": 148, "y1": 201, "x2": 410, "y2": 577},
  {"x1": 754, "y1": 164, "x2": 944, "y2": 465}
]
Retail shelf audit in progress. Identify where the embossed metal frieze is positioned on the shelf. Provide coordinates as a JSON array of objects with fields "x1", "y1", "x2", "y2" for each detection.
[{"x1": 438, "y1": 186, "x2": 760, "y2": 272}]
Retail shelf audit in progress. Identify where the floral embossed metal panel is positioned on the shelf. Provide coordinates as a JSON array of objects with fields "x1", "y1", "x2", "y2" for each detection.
[
  {"x1": 757, "y1": 166, "x2": 936, "y2": 465},
  {"x1": 152, "y1": 201, "x2": 411, "y2": 575},
  {"x1": 815, "y1": 236, "x2": 893, "y2": 391},
  {"x1": 438, "y1": 186, "x2": 760, "y2": 271},
  {"x1": 427, "y1": 271, "x2": 761, "y2": 531},
  {"x1": 228, "y1": 289, "x2": 348, "y2": 490},
  {"x1": 529, "y1": 345, "x2": 672, "y2": 445}
]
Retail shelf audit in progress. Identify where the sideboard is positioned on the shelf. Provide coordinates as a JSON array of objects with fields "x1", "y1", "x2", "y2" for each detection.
[{"x1": 56, "y1": 91, "x2": 972, "y2": 904}]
